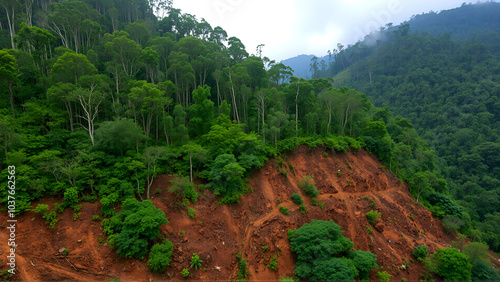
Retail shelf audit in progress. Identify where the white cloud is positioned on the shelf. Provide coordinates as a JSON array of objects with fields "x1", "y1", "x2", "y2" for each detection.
[{"x1": 173, "y1": 0, "x2": 493, "y2": 61}]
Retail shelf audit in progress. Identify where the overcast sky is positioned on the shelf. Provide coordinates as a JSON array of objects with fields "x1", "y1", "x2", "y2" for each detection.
[{"x1": 173, "y1": 0, "x2": 493, "y2": 61}]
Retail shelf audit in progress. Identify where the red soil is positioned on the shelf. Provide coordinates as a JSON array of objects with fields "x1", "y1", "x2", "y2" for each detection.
[{"x1": 1, "y1": 145, "x2": 498, "y2": 281}]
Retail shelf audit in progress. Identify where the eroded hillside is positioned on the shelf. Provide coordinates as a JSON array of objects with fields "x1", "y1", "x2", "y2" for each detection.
[{"x1": 3, "y1": 146, "x2": 496, "y2": 281}]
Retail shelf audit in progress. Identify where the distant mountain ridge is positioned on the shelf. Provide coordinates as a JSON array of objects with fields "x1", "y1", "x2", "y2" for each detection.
[
  {"x1": 280, "y1": 54, "x2": 330, "y2": 79},
  {"x1": 282, "y1": 1, "x2": 500, "y2": 79}
]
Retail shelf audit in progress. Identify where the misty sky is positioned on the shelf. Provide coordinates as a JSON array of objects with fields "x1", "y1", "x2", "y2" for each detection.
[{"x1": 173, "y1": 0, "x2": 494, "y2": 61}]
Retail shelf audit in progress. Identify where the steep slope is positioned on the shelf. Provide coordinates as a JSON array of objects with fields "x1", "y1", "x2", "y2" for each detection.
[{"x1": 2, "y1": 146, "x2": 498, "y2": 281}]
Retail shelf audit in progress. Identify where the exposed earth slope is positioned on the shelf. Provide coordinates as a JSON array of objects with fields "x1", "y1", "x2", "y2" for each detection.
[{"x1": 2, "y1": 146, "x2": 497, "y2": 281}]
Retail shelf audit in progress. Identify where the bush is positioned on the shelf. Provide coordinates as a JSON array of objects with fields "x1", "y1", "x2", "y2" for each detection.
[
  {"x1": 366, "y1": 226, "x2": 373, "y2": 234},
  {"x1": 289, "y1": 220, "x2": 377, "y2": 281},
  {"x1": 190, "y1": 253, "x2": 203, "y2": 270},
  {"x1": 237, "y1": 258, "x2": 250, "y2": 279},
  {"x1": 442, "y1": 215, "x2": 464, "y2": 234},
  {"x1": 169, "y1": 176, "x2": 198, "y2": 203},
  {"x1": 366, "y1": 210, "x2": 381, "y2": 225},
  {"x1": 279, "y1": 206, "x2": 290, "y2": 215},
  {"x1": 62, "y1": 248, "x2": 69, "y2": 256},
  {"x1": 413, "y1": 245, "x2": 428, "y2": 260},
  {"x1": 298, "y1": 176, "x2": 319, "y2": 197},
  {"x1": 427, "y1": 193, "x2": 463, "y2": 218},
  {"x1": 73, "y1": 204, "x2": 82, "y2": 212},
  {"x1": 376, "y1": 271, "x2": 392, "y2": 282},
  {"x1": 108, "y1": 199, "x2": 168, "y2": 259},
  {"x1": 299, "y1": 204, "x2": 308, "y2": 214},
  {"x1": 432, "y1": 248, "x2": 472, "y2": 281},
  {"x1": 92, "y1": 215, "x2": 101, "y2": 221},
  {"x1": 291, "y1": 193, "x2": 304, "y2": 204},
  {"x1": 63, "y1": 187, "x2": 79, "y2": 207},
  {"x1": 268, "y1": 254, "x2": 278, "y2": 270},
  {"x1": 187, "y1": 208, "x2": 196, "y2": 218},
  {"x1": 181, "y1": 268, "x2": 190, "y2": 278},
  {"x1": 262, "y1": 245, "x2": 268, "y2": 252},
  {"x1": 148, "y1": 239, "x2": 174, "y2": 273}
]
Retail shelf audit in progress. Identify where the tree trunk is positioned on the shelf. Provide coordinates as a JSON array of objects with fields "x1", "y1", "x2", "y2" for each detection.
[{"x1": 189, "y1": 152, "x2": 193, "y2": 183}]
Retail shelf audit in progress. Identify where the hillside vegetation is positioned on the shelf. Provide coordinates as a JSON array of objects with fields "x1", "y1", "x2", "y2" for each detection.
[
  {"x1": 312, "y1": 2, "x2": 500, "y2": 254},
  {"x1": 0, "y1": 0, "x2": 499, "y2": 280}
]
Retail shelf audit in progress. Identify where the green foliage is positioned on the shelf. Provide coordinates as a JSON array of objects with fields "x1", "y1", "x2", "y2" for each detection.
[
  {"x1": 187, "y1": 208, "x2": 196, "y2": 218},
  {"x1": 108, "y1": 199, "x2": 168, "y2": 259},
  {"x1": 63, "y1": 187, "x2": 79, "y2": 207},
  {"x1": 210, "y1": 154, "x2": 246, "y2": 204},
  {"x1": 298, "y1": 176, "x2": 319, "y2": 197},
  {"x1": 299, "y1": 204, "x2": 309, "y2": 214},
  {"x1": 181, "y1": 268, "x2": 190, "y2": 278},
  {"x1": 169, "y1": 176, "x2": 198, "y2": 203},
  {"x1": 427, "y1": 193, "x2": 463, "y2": 218},
  {"x1": 289, "y1": 220, "x2": 377, "y2": 280},
  {"x1": 62, "y1": 248, "x2": 69, "y2": 256},
  {"x1": 262, "y1": 245, "x2": 268, "y2": 252},
  {"x1": 366, "y1": 210, "x2": 381, "y2": 225},
  {"x1": 92, "y1": 215, "x2": 101, "y2": 221},
  {"x1": 426, "y1": 248, "x2": 472, "y2": 281},
  {"x1": 369, "y1": 198, "x2": 375, "y2": 208},
  {"x1": 267, "y1": 254, "x2": 278, "y2": 270},
  {"x1": 376, "y1": 271, "x2": 392, "y2": 282},
  {"x1": 366, "y1": 226, "x2": 373, "y2": 235},
  {"x1": 73, "y1": 204, "x2": 82, "y2": 212},
  {"x1": 442, "y1": 215, "x2": 465, "y2": 234},
  {"x1": 412, "y1": 245, "x2": 428, "y2": 260},
  {"x1": 471, "y1": 260, "x2": 500, "y2": 281},
  {"x1": 190, "y1": 253, "x2": 203, "y2": 271},
  {"x1": 291, "y1": 193, "x2": 304, "y2": 204},
  {"x1": 279, "y1": 206, "x2": 290, "y2": 215},
  {"x1": 237, "y1": 258, "x2": 250, "y2": 279},
  {"x1": 348, "y1": 250, "x2": 378, "y2": 279},
  {"x1": 148, "y1": 239, "x2": 174, "y2": 273},
  {"x1": 94, "y1": 119, "x2": 147, "y2": 156}
]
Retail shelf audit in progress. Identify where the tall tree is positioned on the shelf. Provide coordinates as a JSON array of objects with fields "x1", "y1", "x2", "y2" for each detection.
[{"x1": 0, "y1": 50, "x2": 19, "y2": 118}]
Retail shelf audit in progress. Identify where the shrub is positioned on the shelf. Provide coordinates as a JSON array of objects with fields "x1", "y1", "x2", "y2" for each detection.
[
  {"x1": 181, "y1": 268, "x2": 190, "y2": 278},
  {"x1": 323, "y1": 152, "x2": 328, "y2": 157},
  {"x1": 298, "y1": 176, "x2": 319, "y2": 197},
  {"x1": 288, "y1": 220, "x2": 378, "y2": 281},
  {"x1": 107, "y1": 199, "x2": 168, "y2": 259},
  {"x1": 73, "y1": 212, "x2": 80, "y2": 220},
  {"x1": 366, "y1": 226, "x2": 373, "y2": 235},
  {"x1": 262, "y1": 245, "x2": 268, "y2": 252},
  {"x1": 337, "y1": 171, "x2": 342, "y2": 177},
  {"x1": 318, "y1": 201, "x2": 325, "y2": 209},
  {"x1": 62, "y1": 248, "x2": 69, "y2": 256},
  {"x1": 187, "y1": 208, "x2": 196, "y2": 219},
  {"x1": 63, "y1": 187, "x2": 79, "y2": 207},
  {"x1": 366, "y1": 210, "x2": 381, "y2": 225},
  {"x1": 377, "y1": 271, "x2": 392, "y2": 282},
  {"x1": 268, "y1": 254, "x2": 278, "y2": 270},
  {"x1": 432, "y1": 248, "x2": 472, "y2": 281},
  {"x1": 369, "y1": 198, "x2": 375, "y2": 208},
  {"x1": 442, "y1": 215, "x2": 464, "y2": 234},
  {"x1": 412, "y1": 245, "x2": 428, "y2": 260},
  {"x1": 311, "y1": 198, "x2": 318, "y2": 206},
  {"x1": 291, "y1": 193, "x2": 304, "y2": 204},
  {"x1": 73, "y1": 204, "x2": 82, "y2": 212},
  {"x1": 92, "y1": 215, "x2": 101, "y2": 221},
  {"x1": 288, "y1": 163, "x2": 295, "y2": 174},
  {"x1": 427, "y1": 193, "x2": 463, "y2": 218},
  {"x1": 190, "y1": 253, "x2": 203, "y2": 270},
  {"x1": 237, "y1": 258, "x2": 250, "y2": 279},
  {"x1": 299, "y1": 204, "x2": 309, "y2": 214},
  {"x1": 148, "y1": 239, "x2": 174, "y2": 273},
  {"x1": 279, "y1": 206, "x2": 290, "y2": 215},
  {"x1": 169, "y1": 176, "x2": 198, "y2": 203}
]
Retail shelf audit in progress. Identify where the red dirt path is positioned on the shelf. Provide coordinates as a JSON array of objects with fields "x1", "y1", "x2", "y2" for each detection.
[{"x1": 1, "y1": 145, "x2": 498, "y2": 281}]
